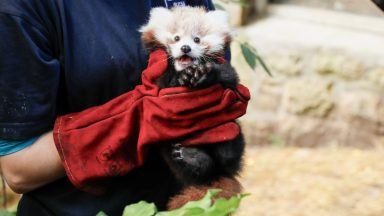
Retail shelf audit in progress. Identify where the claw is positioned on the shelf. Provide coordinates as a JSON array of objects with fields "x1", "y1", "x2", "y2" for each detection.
[
  {"x1": 178, "y1": 78, "x2": 185, "y2": 86},
  {"x1": 181, "y1": 74, "x2": 189, "y2": 81},
  {"x1": 198, "y1": 65, "x2": 205, "y2": 73},
  {"x1": 194, "y1": 71, "x2": 200, "y2": 79},
  {"x1": 172, "y1": 149, "x2": 183, "y2": 160},
  {"x1": 185, "y1": 68, "x2": 193, "y2": 75},
  {"x1": 190, "y1": 77, "x2": 197, "y2": 84}
]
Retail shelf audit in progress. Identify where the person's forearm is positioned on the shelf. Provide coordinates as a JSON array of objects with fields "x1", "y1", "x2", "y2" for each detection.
[{"x1": 0, "y1": 132, "x2": 65, "y2": 194}]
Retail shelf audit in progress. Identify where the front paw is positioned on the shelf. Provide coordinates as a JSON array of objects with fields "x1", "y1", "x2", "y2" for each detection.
[
  {"x1": 177, "y1": 62, "x2": 213, "y2": 87},
  {"x1": 169, "y1": 143, "x2": 215, "y2": 183}
]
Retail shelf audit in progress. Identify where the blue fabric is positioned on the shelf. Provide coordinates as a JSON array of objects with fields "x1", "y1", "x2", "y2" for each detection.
[
  {"x1": 0, "y1": 0, "x2": 215, "y2": 141},
  {"x1": 0, "y1": 137, "x2": 39, "y2": 156},
  {"x1": 0, "y1": 0, "x2": 216, "y2": 215}
]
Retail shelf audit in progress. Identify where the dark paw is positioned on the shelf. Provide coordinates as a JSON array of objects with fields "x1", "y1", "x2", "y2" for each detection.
[
  {"x1": 171, "y1": 143, "x2": 184, "y2": 160},
  {"x1": 211, "y1": 135, "x2": 245, "y2": 176},
  {"x1": 169, "y1": 143, "x2": 215, "y2": 182},
  {"x1": 177, "y1": 62, "x2": 213, "y2": 87}
]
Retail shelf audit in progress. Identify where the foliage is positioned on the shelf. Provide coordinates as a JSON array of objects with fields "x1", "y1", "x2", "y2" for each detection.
[
  {"x1": 98, "y1": 189, "x2": 247, "y2": 216},
  {"x1": 213, "y1": 1, "x2": 272, "y2": 76},
  {"x1": 267, "y1": 134, "x2": 285, "y2": 148},
  {"x1": 240, "y1": 42, "x2": 272, "y2": 77},
  {"x1": 0, "y1": 210, "x2": 15, "y2": 216}
]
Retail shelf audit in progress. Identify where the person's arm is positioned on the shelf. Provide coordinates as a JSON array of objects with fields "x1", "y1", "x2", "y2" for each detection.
[
  {"x1": 0, "y1": 132, "x2": 65, "y2": 194},
  {"x1": 0, "y1": 11, "x2": 62, "y2": 193}
]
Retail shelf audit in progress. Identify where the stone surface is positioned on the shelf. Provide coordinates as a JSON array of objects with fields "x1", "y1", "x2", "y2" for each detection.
[
  {"x1": 267, "y1": 53, "x2": 302, "y2": 76},
  {"x1": 233, "y1": 5, "x2": 384, "y2": 148},
  {"x1": 368, "y1": 68, "x2": 384, "y2": 89},
  {"x1": 313, "y1": 53, "x2": 365, "y2": 80},
  {"x1": 278, "y1": 115, "x2": 348, "y2": 147},
  {"x1": 283, "y1": 79, "x2": 334, "y2": 117},
  {"x1": 271, "y1": 0, "x2": 384, "y2": 17},
  {"x1": 250, "y1": 78, "x2": 283, "y2": 111},
  {"x1": 240, "y1": 119, "x2": 277, "y2": 146},
  {"x1": 338, "y1": 90, "x2": 383, "y2": 134}
]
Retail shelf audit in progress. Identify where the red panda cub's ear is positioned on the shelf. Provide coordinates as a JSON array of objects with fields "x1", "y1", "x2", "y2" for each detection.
[
  {"x1": 205, "y1": 10, "x2": 233, "y2": 45},
  {"x1": 140, "y1": 7, "x2": 174, "y2": 51}
]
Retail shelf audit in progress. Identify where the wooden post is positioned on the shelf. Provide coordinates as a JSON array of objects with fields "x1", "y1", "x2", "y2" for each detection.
[{"x1": 254, "y1": 0, "x2": 268, "y2": 17}]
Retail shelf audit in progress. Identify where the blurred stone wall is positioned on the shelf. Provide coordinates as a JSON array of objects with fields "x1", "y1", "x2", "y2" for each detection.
[
  {"x1": 271, "y1": 0, "x2": 384, "y2": 17},
  {"x1": 232, "y1": 5, "x2": 384, "y2": 148}
]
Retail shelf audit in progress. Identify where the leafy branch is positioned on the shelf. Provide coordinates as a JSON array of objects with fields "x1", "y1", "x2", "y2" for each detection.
[
  {"x1": 214, "y1": 1, "x2": 272, "y2": 77},
  {"x1": 240, "y1": 42, "x2": 272, "y2": 77},
  {"x1": 97, "y1": 189, "x2": 248, "y2": 216}
]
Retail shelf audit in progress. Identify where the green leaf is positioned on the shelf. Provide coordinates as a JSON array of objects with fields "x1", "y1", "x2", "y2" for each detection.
[
  {"x1": 267, "y1": 134, "x2": 285, "y2": 148},
  {"x1": 123, "y1": 201, "x2": 157, "y2": 216},
  {"x1": 204, "y1": 194, "x2": 248, "y2": 216},
  {"x1": 96, "y1": 212, "x2": 109, "y2": 216},
  {"x1": 181, "y1": 189, "x2": 221, "y2": 210},
  {"x1": 213, "y1": 3, "x2": 225, "y2": 10},
  {"x1": 156, "y1": 207, "x2": 204, "y2": 216},
  {"x1": 240, "y1": 42, "x2": 257, "y2": 70},
  {"x1": 0, "y1": 210, "x2": 16, "y2": 216},
  {"x1": 256, "y1": 55, "x2": 273, "y2": 77},
  {"x1": 240, "y1": 42, "x2": 273, "y2": 77},
  {"x1": 156, "y1": 190, "x2": 247, "y2": 216},
  {"x1": 117, "y1": 189, "x2": 247, "y2": 216},
  {"x1": 156, "y1": 189, "x2": 221, "y2": 216}
]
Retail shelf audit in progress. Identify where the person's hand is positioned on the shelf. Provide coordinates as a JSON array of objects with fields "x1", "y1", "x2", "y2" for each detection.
[{"x1": 53, "y1": 49, "x2": 250, "y2": 194}]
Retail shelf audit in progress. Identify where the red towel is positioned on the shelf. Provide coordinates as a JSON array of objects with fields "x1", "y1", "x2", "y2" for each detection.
[{"x1": 53, "y1": 49, "x2": 250, "y2": 194}]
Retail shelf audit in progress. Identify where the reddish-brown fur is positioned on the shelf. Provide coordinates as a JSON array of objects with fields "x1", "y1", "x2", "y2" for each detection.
[
  {"x1": 167, "y1": 177, "x2": 242, "y2": 210},
  {"x1": 141, "y1": 30, "x2": 165, "y2": 51}
]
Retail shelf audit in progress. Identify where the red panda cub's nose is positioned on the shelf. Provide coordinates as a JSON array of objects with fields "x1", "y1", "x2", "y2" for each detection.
[{"x1": 181, "y1": 45, "x2": 191, "y2": 54}]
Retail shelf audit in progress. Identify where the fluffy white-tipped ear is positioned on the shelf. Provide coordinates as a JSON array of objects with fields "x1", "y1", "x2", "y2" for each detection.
[
  {"x1": 206, "y1": 10, "x2": 229, "y2": 26},
  {"x1": 139, "y1": 7, "x2": 174, "y2": 51},
  {"x1": 140, "y1": 7, "x2": 173, "y2": 33},
  {"x1": 205, "y1": 10, "x2": 233, "y2": 44},
  {"x1": 149, "y1": 7, "x2": 173, "y2": 22}
]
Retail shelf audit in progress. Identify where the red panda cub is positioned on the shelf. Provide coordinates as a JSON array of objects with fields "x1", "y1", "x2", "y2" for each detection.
[{"x1": 140, "y1": 6, "x2": 245, "y2": 209}]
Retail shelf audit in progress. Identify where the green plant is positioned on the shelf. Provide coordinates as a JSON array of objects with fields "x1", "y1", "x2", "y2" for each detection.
[
  {"x1": 214, "y1": 1, "x2": 272, "y2": 77},
  {"x1": 97, "y1": 189, "x2": 248, "y2": 216},
  {"x1": 0, "y1": 210, "x2": 16, "y2": 216},
  {"x1": 240, "y1": 42, "x2": 272, "y2": 77},
  {"x1": 267, "y1": 134, "x2": 285, "y2": 148}
]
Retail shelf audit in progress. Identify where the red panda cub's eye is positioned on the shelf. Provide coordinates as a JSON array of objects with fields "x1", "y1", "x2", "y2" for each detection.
[
  {"x1": 174, "y1": 36, "x2": 180, "y2": 42},
  {"x1": 194, "y1": 37, "x2": 200, "y2": 43}
]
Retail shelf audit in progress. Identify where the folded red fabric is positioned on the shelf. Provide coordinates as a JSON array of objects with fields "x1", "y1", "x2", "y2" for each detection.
[{"x1": 53, "y1": 49, "x2": 250, "y2": 194}]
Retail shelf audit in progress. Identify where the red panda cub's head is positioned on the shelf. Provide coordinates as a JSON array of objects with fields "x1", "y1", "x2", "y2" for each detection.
[{"x1": 140, "y1": 7, "x2": 233, "y2": 71}]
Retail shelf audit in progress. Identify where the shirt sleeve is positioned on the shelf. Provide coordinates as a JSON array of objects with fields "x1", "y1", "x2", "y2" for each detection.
[
  {"x1": 0, "y1": 136, "x2": 39, "y2": 156},
  {"x1": 0, "y1": 12, "x2": 60, "y2": 140}
]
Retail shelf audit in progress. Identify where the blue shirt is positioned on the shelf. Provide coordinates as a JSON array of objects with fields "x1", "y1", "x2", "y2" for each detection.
[
  {"x1": 0, "y1": 136, "x2": 39, "y2": 156},
  {"x1": 0, "y1": 0, "x2": 214, "y2": 215}
]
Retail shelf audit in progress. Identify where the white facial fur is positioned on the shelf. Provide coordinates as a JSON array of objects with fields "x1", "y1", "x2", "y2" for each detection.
[{"x1": 140, "y1": 7, "x2": 232, "y2": 71}]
